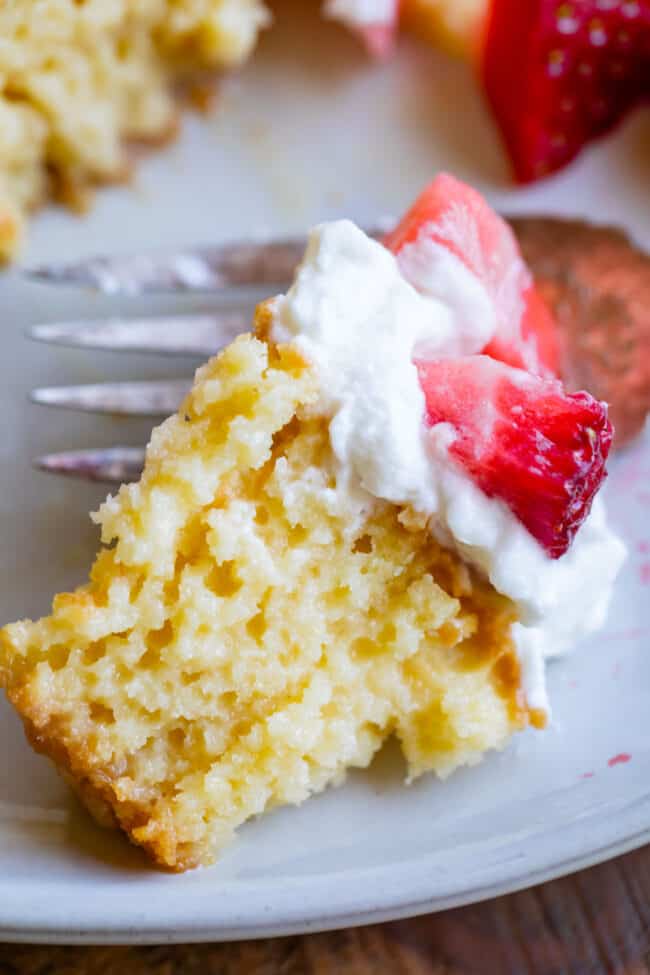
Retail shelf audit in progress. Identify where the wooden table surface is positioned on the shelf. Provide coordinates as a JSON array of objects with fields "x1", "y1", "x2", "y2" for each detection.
[{"x1": 3, "y1": 844, "x2": 650, "y2": 974}]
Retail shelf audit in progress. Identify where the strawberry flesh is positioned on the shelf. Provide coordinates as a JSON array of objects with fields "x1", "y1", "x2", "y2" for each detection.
[
  {"x1": 482, "y1": 0, "x2": 650, "y2": 182},
  {"x1": 384, "y1": 172, "x2": 514, "y2": 267},
  {"x1": 416, "y1": 355, "x2": 613, "y2": 557},
  {"x1": 484, "y1": 284, "x2": 560, "y2": 375},
  {"x1": 385, "y1": 173, "x2": 560, "y2": 375}
]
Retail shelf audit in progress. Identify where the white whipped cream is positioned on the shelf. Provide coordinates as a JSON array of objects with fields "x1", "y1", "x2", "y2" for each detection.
[
  {"x1": 395, "y1": 236, "x2": 497, "y2": 356},
  {"x1": 323, "y1": 0, "x2": 395, "y2": 28},
  {"x1": 270, "y1": 220, "x2": 626, "y2": 714},
  {"x1": 396, "y1": 225, "x2": 540, "y2": 373},
  {"x1": 271, "y1": 220, "x2": 454, "y2": 511}
]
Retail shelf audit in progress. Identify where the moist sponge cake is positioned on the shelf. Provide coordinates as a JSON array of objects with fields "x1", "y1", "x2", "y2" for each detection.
[
  {"x1": 0, "y1": 311, "x2": 528, "y2": 871},
  {"x1": 0, "y1": 0, "x2": 269, "y2": 260}
]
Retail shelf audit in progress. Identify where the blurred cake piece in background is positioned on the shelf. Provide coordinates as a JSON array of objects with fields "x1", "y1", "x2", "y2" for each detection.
[{"x1": 0, "y1": 0, "x2": 269, "y2": 260}]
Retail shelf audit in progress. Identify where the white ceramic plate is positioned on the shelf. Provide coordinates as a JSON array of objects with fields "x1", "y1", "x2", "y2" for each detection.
[{"x1": 1, "y1": 4, "x2": 649, "y2": 944}]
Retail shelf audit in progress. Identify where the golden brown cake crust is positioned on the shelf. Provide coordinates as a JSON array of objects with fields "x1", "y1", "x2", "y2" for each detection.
[
  {"x1": 5, "y1": 679, "x2": 173, "y2": 861},
  {"x1": 25, "y1": 719, "x2": 201, "y2": 870}
]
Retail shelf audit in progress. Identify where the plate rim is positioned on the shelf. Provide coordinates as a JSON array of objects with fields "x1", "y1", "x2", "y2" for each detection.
[{"x1": 1, "y1": 788, "x2": 649, "y2": 944}]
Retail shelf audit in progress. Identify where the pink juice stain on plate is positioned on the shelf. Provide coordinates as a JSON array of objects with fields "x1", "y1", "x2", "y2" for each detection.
[{"x1": 608, "y1": 753, "x2": 632, "y2": 768}]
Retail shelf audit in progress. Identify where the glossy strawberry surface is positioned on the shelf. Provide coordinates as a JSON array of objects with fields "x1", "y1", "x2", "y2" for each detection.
[
  {"x1": 385, "y1": 173, "x2": 560, "y2": 375},
  {"x1": 482, "y1": 0, "x2": 650, "y2": 182},
  {"x1": 416, "y1": 355, "x2": 613, "y2": 557}
]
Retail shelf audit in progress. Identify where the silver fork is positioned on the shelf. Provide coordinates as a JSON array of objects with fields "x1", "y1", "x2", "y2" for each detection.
[
  {"x1": 25, "y1": 217, "x2": 650, "y2": 483},
  {"x1": 27, "y1": 230, "x2": 387, "y2": 484}
]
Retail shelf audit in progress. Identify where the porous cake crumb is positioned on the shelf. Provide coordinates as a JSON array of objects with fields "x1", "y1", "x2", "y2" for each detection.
[{"x1": 0, "y1": 316, "x2": 529, "y2": 870}]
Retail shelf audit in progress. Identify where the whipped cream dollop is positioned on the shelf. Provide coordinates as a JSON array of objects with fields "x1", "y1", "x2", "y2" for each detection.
[
  {"x1": 323, "y1": 0, "x2": 396, "y2": 28},
  {"x1": 270, "y1": 220, "x2": 626, "y2": 713}
]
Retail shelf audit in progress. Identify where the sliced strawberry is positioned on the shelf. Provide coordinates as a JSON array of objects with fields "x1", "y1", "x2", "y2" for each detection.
[
  {"x1": 416, "y1": 355, "x2": 612, "y2": 557},
  {"x1": 484, "y1": 285, "x2": 560, "y2": 375},
  {"x1": 384, "y1": 172, "x2": 513, "y2": 265},
  {"x1": 385, "y1": 173, "x2": 560, "y2": 375},
  {"x1": 482, "y1": 0, "x2": 650, "y2": 183}
]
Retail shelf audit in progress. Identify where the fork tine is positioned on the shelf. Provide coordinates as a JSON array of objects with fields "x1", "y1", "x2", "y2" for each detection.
[
  {"x1": 28, "y1": 312, "x2": 248, "y2": 357},
  {"x1": 36, "y1": 447, "x2": 145, "y2": 483},
  {"x1": 31, "y1": 379, "x2": 190, "y2": 416},
  {"x1": 22, "y1": 227, "x2": 388, "y2": 295},
  {"x1": 23, "y1": 239, "x2": 306, "y2": 294}
]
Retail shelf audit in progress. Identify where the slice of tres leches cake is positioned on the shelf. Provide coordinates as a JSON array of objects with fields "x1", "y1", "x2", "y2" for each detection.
[{"x1": 0, "y1": 175, "x2": 625, "y2": 871}]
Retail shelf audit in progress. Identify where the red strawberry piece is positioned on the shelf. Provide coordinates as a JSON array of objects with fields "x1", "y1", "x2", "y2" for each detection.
[
  {"x1": 484, "y1": 285, "x2": 560, "y2": 375},
  {"x1": 384, "y1": 173, "x2": 514, "y2": 267},
  {"x1": 482, "y1": 0, "x2": 650, "y2": 183},
  {"x1": 385, "y1": 173, "x2": 560, "y2": 375},
  {"x1": 416, "y1": 355, "x2": 613, "y2": 557}
]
